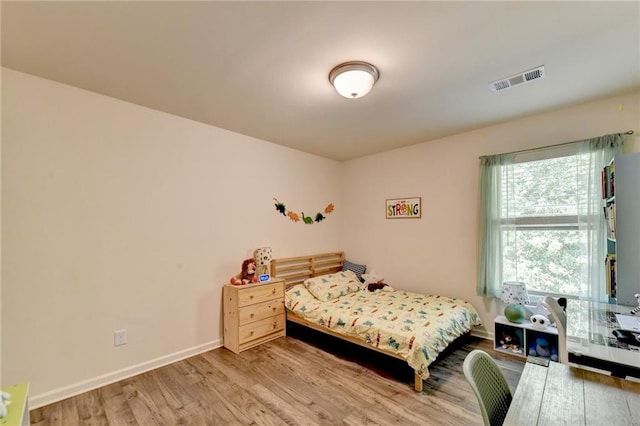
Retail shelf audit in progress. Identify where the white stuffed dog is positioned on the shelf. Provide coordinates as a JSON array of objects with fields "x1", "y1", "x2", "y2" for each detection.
[{"x1": 530, "y1": 314, "x2": 550, "y2": 329}]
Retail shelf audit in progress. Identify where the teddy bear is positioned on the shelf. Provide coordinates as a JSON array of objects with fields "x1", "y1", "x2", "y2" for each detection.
[
  {"x1": 529, "y1": 335, "x2": 558, "y2": 362},
  {"x1": 230, "y1": 258, "x2": 259, "y2": 285},
  {"x1": 499, "y1": 331, "x2": 522, "y2": 353}
]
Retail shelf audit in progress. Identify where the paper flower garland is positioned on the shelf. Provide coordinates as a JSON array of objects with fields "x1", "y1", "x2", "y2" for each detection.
[{"x1": 273, "y1": 198, "x2": 334, "y2": 224}]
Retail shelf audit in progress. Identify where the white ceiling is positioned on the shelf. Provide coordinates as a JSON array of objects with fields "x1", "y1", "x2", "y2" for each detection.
[{"x1": 2, "y1": 1, "x2": 639, "y2": 161}]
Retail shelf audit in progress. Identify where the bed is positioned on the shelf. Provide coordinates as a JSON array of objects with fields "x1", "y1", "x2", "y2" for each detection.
[{"x1": 270, "y1": 251, "x2": 482, "y2": 391}]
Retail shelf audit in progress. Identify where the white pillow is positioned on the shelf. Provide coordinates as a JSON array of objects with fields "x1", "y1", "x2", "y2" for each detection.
[
  {"x1": 361, "y1": 271, "x2": 384, "y2": 286},
  {"x1": 304, "y1": 270, "x2": 361, "y2": 301}
]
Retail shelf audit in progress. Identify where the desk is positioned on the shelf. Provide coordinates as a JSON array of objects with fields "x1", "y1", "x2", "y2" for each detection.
[
  {"x1": 567, "y1": 300, "x2": 640, "y2": 378},
  {"x1": 504, "y1": 361, "x2": 640, "y2": 426}
]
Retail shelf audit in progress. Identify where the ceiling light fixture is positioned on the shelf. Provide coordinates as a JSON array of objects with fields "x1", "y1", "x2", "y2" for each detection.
[{"x1": 329, "y1": 61, "x2": 379, "y2": 99}]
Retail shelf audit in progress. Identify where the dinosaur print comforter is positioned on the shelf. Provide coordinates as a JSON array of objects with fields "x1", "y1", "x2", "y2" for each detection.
[{"x1": 285, "y1": 284, "x2": 481, "y2": 379}]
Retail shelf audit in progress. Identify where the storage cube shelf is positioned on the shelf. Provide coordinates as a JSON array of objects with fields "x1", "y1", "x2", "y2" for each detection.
[{"x1": 494, "y1": 315, "x2": 560, "y2": 361}]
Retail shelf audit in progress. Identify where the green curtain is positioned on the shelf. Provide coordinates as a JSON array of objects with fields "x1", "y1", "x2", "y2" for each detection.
[
  {"x1": 476, "y1": 153, "x2": 514, "y2": 297},
  {"x1": 476, "y1": 133, "x2": 624, "y2": 299},
  {"x1": 576, "y1": 134, "x2": 624, "y2": 301}
]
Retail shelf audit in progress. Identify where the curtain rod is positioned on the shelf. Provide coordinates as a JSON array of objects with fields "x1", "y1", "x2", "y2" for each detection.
[{"x1": 479, "y1": 130, "x2": 635, "y2": 160}]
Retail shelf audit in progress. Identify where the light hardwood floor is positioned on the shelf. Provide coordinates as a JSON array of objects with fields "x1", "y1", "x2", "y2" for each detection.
[{"x1": 31, "y1": 325, "x2": 525, "y2": 425}]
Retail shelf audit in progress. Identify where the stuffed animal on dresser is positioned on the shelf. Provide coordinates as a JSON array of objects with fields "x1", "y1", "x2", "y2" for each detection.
[{"x1": 230, "y1": 258, "x2": 259, "y2": 285}]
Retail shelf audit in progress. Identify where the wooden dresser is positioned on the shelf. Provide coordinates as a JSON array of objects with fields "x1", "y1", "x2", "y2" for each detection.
[{"x1": 223, "y1": 278, "x2": 286, "y2": 354}]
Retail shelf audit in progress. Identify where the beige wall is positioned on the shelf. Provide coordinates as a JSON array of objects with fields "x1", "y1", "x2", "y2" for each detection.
[
  {"x1": 342, "y1": 91, "x2": 640, "y2": 335},
  {"x1": 1, "y1": 68, "x2": 344, "y2": 405},
  {"x1": 3, "y1": 66, "x2": 639, "y2": 406}
]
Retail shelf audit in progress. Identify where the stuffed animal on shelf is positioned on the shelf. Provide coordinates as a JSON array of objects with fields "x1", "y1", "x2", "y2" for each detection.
[
  {"x1": 230, "y1": 258, "x2": 259, "y2": 285},
  {"x1": 499, "y1": 331, "x2": 522, "y2": 353},
  {"x1": 529, "y1": 335, "x2": 558, "y2": 362},
  {"x1": 530, "y1": 314, "x2": 551, "y2": 330}
]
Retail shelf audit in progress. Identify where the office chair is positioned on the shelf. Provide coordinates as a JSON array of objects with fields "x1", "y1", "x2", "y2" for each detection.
[
  {"x1": 463, "y1": 349, "x2": 512, "y2": 426},
  {"x1": 541, "y1": 295, "x2": 568, "y2": 364}
]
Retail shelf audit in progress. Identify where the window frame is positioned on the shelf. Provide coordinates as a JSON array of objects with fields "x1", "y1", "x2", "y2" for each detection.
[{"x1": 499, "y1": 147, "x2": 599, "y2": 299}]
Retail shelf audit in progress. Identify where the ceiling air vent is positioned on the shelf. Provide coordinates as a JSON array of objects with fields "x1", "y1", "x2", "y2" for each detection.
[{"x1": 489, "y1": 65, "x2": 545, "y2": 93}]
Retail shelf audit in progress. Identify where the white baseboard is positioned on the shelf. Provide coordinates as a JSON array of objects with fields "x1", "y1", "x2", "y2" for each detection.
[
  {"x1": 31, "y1": 330, "x2": 496, "y2": 409},
  {"x1": 30, "y1": 339, "x2": 223, "y2": 409},
  {"x1": 471, "y1": 328, "x2": 493, "y2": 341}
]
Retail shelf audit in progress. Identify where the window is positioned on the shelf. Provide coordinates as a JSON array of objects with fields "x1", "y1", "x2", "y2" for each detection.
[
  {"x1": 502, "y1": 151, "x2": 590, "y2": 298},
  {"x1": 477, "y1": 134, "x2": 623, "y2": 301}
]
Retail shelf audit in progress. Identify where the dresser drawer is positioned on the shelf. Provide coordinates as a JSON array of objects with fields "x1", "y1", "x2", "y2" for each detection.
[
  {"x1": 237, "y1": 282, "x2": 283, "y2": 307},
  {"x1": 239, "y1": 299, "x2": 285, "y2": 325},
  {"x1": 239, "y1": 314, "x2": 285, "y2": 343},
  {"x1": 223, "y1": 278, "x2": 286, "y2": 354}
]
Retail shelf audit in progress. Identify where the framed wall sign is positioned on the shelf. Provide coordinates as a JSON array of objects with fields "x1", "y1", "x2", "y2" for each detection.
[{"x1": 386, "y1": 197, "x2": 422, "y2": 219}]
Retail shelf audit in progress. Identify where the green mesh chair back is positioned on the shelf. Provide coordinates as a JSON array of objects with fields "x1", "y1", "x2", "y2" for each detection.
[{"x1": 463, "y1": 349, "x2": 512, "y2": 426}]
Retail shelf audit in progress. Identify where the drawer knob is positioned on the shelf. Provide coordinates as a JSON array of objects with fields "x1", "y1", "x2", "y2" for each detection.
[
  {"x1": 250, "y1": 313, "x2": 254, "y2": 319},
  {"x1": 250, "y1": 295, "x2": 254, "y2": 300},
  {"x1": 272, "y1": 289, "x2": 276, "y2": 295},
  {"x1": 250, "y1": 331, "x2": 254, "y2": 336},
  {"x1": 272, "y1": 307, "x2": 276, "y2": 312}
]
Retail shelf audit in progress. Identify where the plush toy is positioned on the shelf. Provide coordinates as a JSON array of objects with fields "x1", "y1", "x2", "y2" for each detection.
[
  {"x1": 230, "y1": 258, "x2": 259, "y2": 285},
  {"x1": 529, "y1": 336, "x2": 558, "y2": 362},
  {"x1": 361, "y1": 271, "x2": 384, "y2": 286},
  {"x1": 366, "y1": 282, "x2": 387, "y2": 292},
  {"x1": 530, "y1": 314, "x2": 551, "y2": 330},
  {"x1": 499, "y1": 331, "x2": 522, "y2": 353}
]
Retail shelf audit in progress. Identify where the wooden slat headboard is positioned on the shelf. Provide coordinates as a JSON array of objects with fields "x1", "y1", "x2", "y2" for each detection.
[{"x1": 271, "y1": 251, "x2": 344, "y2": 287}]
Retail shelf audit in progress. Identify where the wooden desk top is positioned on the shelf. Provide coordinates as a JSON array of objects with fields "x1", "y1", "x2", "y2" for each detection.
[{"x1": 504, "y1": 361, "x2": 640, "y2": 426}]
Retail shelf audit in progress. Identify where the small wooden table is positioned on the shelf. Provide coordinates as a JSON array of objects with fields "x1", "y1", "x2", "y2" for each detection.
[{"x1": 504, "y1": 361, "x2": 640, "y2": 425}]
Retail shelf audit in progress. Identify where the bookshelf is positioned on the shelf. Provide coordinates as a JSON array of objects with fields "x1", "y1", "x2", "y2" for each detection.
[
  {"x1": 602, "y1": 153, "x2": 640, "y2": 306},
  {"x1": 602, "y1": 158, "x2": 617, "y2": 303},
  {"x1": 612, "y1": 153, "x2": 640, "y2": 307}
]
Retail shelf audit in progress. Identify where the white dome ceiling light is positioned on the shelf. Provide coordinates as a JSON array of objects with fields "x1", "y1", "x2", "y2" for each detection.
[{"x1": 329, "y1": 61, "x2": 380, "y2": 99}]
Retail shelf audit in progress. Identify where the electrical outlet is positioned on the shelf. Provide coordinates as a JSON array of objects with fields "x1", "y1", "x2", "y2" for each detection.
[{"x1": 114, "y1": 329, "x2": 127, "y2": 346}]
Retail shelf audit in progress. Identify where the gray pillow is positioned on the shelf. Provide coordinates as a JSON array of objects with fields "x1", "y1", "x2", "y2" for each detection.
[{"x1": 342, "y1": 259, "x2": 366, "y2": 282}]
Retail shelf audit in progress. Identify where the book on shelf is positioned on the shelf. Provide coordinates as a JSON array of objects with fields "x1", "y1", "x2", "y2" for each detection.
[
  {"x1": 611, "y1": 203, "x2": 616, "y2": 238},
  {"x1": 605, "y1": 254, "x2": 617, "y2": 298},
  {"x1": 603, "y1": 204, "x2": 616, "y2": 239},
  {"x1": 609, "y1": 161, "x2": 615, "y2": 197},
  {"x1": 601, "y1": 162, "x2": 616, "y2": 199}
]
